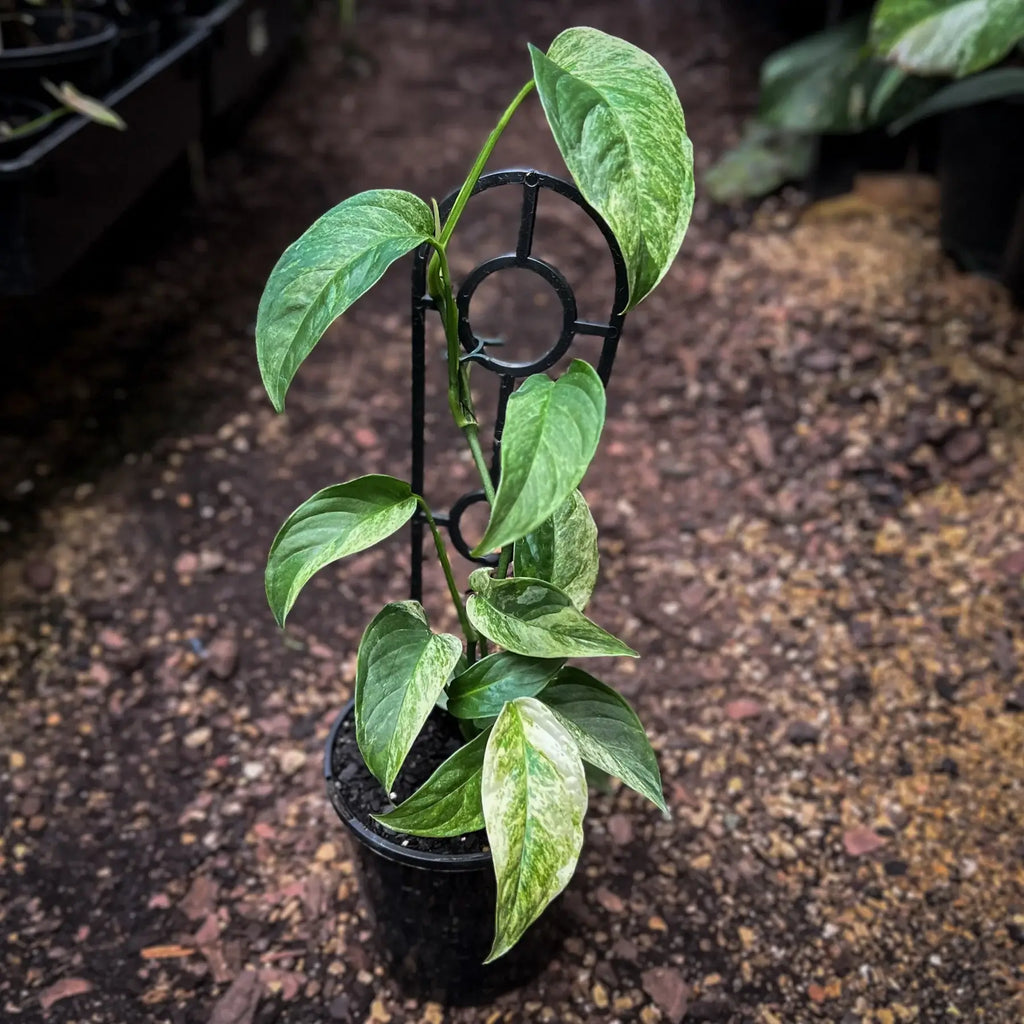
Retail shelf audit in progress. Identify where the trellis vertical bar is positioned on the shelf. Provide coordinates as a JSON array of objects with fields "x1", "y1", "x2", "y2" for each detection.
[{"x1": 408, "y1": 168, "x2": 629, "y2": 594}]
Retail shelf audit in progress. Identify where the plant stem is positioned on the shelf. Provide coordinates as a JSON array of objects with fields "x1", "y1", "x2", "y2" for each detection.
[
  {"x1": 0, "y1": 105, "x2": 67, "y2": 141},
  {"x1": 463, "y1": 424, "x2": 495, "y2": 505},
  {"x1": 426, "y1": 239, "x2": 474, "y2": 429},
  {"x1": 438, "y1": 78, "x2": 535, "y2": 247},
  {"x1": 420, "y1": 79, "x2": 536, "y2": 644},
  {"x1": 418, "y1": 498, "x2": 477, "y2": 661}
]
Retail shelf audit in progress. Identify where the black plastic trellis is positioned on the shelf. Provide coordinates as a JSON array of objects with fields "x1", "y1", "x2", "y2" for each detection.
[{"x1": 409, "y1": 168, "x2": 630, "y2": 602}]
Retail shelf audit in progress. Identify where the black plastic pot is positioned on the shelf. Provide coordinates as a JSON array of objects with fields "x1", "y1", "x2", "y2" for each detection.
[
  {"x1": 0, "y1": 96, "x2": 51, "y2": 159},
  {"x1": 938, "y1": 100, "x2": 1024, "y2": 302},
  {"x1": 0, "y1": 10, "x2": 117, "y2": 101},
  {"x1": 323, "y1": 703, "x2": 561, "y2": 1005}
]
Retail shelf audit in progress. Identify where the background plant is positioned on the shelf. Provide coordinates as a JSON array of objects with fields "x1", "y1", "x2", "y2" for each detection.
[
  {"x1": 255, "y1": 26, "x2": 693, "y2": 961},
  {"x1": 706, "y1": 0, "x2": 1024, "y2": 202}
]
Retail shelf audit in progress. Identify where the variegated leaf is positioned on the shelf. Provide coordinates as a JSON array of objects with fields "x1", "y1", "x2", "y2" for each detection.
[
  {"x1": 514, "y1": 489, "x2": 599, "y2": 610},
  {"x1": 265, "y1": 476, "x2": 417, "y2": 626},
  {"x1": 446, "y1": 651, "x2": 564, "y2": 720},
  {"x1": 474, "y1": 361, "x2": 605, "y2": 557},
  {"x1": 355, "y1": 602, "x2": 463, "y2": 790},
  {"x1": 467, "y1": 569, "x2": 636, "y2": 660},
  {"x1": 373, "y1": 730, "x2": 488, "y2": 837},
  {"x1": 482, "y1": 697, "x2": 587, "y2": 962},
  {"x1": 541, "y1": 667, "x2": 666, "y2": 813}
]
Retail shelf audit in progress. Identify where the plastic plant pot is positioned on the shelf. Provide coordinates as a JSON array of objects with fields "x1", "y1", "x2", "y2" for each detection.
[
  {"x1": 323, "y1": 702, "x2": 562, "y2": 1005},
  {"x1": 0, "y1": 10, "x2": 118, "y2": 101},
  {"x1": 938, "y1": 99, "x2": 1024, "y2": 288}
]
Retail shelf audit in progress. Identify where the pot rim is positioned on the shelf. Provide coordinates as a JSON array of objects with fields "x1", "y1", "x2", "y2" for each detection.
[
  {"x1": 0, "y1": 10, "x2": 118, "y2": 62},
  {"x1": 324, "y1": 701, "x2": 493, "y2": 872}
]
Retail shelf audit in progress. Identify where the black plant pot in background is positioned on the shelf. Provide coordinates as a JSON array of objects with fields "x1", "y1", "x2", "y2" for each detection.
[
  {"x1": 323, "y1": 703, "x2": 562, "y2": 1005},
  {"x1": 0, "y1": 11, "x2": 117, "y2": 101},
  {"x1": 809, "y1": 121, "x2": 940, "y2": 199},
  {"x1": 938, "y1": 100, "x2": 1024, "y2": 303}
]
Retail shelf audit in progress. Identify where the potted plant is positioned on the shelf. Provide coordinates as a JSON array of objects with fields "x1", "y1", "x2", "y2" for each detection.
[
  {"x1": 871, "y1": 0, "x2": 1024, "y2": 298},
  {"x1": 254, "y1": 26, "x2": 693, "y2": 998},
  {"x1": 0, "y1": 3, "x2": 118, "y2": 100}
]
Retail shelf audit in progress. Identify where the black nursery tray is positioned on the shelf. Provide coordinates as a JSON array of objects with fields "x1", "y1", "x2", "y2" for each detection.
[
  {"x1": 0, "y1": 23, "x2": 209, "y2": 295},
  {"x1": 202, "y1": 0, "x2": 296, "y2": 118}
]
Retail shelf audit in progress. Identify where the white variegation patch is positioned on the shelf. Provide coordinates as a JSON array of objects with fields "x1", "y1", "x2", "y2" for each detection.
[
  {"x1": 467, "y1": 570, "x2": 636, "y2": 660},
  {"x1": 482, "y1": 698, "x2": 587, "y2": 961},
  {"x1": 515, "y1": 489, "x2": 599, "y2": 611},
  {"x1": 531, "y1": 28, "x2": 694, "y2": 310}
]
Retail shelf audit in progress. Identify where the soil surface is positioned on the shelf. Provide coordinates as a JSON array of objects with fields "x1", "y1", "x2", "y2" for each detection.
[
  {"x1": 2, "y1": 2, "x2": 1023, "y2": 1023},
  {"x1": 328, "y1": 707, "x2": 490, "y2": 856}
]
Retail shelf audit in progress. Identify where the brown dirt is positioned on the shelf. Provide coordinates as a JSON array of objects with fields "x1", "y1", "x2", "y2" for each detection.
[{"x1": 1, "y1": 2, "x2": 1022, "y2": 1023}]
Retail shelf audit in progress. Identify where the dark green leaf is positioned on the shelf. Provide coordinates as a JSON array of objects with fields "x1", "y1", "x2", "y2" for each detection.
[
  {"x1": 447, "y1": 652, "x2": 564, "y2": 720},
  {"x1": 889, "y1": 67, "x2": 1024, "y2": 132},
  {"x1": 256, "y1": 190, "x2": 434, "y2": 411},
  {"x1": 355, "y1": 602, "x2": 463, "y2": 790},
  {"x1": 871, "y1": 0, "x2": 1024, "y2": 78},
  {"x1": 704, "y1": 119, "x2": 816, "y2": 203},
  {"x1": 514, "y1": 489, "x2": 599, "y2": 610},
  {"x1": 483, "y1": 698, "x2": 587, "y2": 962},
  {"x1": 541, "y1": 667, "x2": 666, "y2": 813},
  {"x1": 531, "y1": 28, "x2": 693, "y2": 309},
  {"x1": 373, "y1": 730, "x2": 488, "y2": 837},
  {"x1": 467, "y1": 569, "x2": 636, "y2": 660},
  {"x1": 474, "y1": 361, "x2": 605, "y2": 556},
  {"x1": 760, "y1": 16, "x2": 887, "y2": 134},
  {"x1": 265, "y1": 476, "x2": 417, "y2": 626}
]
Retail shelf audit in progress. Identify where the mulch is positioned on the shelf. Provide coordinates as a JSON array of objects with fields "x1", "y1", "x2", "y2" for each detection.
[{"x1": 1, "y1": 2, "x2": 1022, "y2": 1022}]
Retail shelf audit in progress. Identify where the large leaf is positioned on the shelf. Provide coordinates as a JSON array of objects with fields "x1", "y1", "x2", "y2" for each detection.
[
  {"x1": 871, "y1": 0, "x2": 1024, "y2": 78},
  {"x1": 530, "y1": 28, "x2": 693, "y2": 309},
  {"x1": 266, "y1": 475, "x2": 417, "y2": 626},
  {"x1": 889, "y1": 67, "x2": 1024, "y2": 133},
  {"x1": 446, "y1": 652, "x2": 564, "y2": 720},
  {"x1": 466, "y1": 569, "x2": 637, "y2": 660},
  {"x1": 541, "y1": 668, "x2": 666, "y2": 813},
  {"x1": 256, "y1": 190, "x2": 434, "y2": 411},
  {"x1": 704, "y1": 119, "x2": 816, "y2": 203},
  {"x1": 514, "y1": 489, "x2": 599, "y2": 610},
  {"x1": 760, "y1": 16, "x2": 888, "y2": 134},
  {"x1": 474, "y1": 361, "x2": 605, "y2": 557},
  {"x1": 482, "y1": 697, "x2": 587, "y2": 962},
  {"x1": 355, "y1": 602, "x2": 463, "y2": 790},
  {"x1": 373, "y1": 730, "x2": 488, "y2": 837}
]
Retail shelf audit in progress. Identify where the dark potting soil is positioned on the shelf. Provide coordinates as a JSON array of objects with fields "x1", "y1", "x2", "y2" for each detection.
[{"x1": 329, "y1": 708, "x2": 490, "y2": 856}]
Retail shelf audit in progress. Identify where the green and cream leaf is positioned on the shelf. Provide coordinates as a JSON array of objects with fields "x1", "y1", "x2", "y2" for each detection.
[
  {"x1": 483, "y1": 697, "x2": 587, "y2": 962},
  {"x1": 446, "y1": 652, "x2": 564, "y2": 720},
  {"x1": 354, "y1": 602, "x2": 464, "y2": 790},
  {"x1": 467, "y1": 570, "x2": 637, "y2": 660},
  {"x1": 531, "y1": 28, "x2": 693, "y2": 308},
  {"x1": 474, "y1": 361, "x2": 605, "y2": 556},
  {"x1": 871, "y1": 0, "x2": 1024, "y2": 78},
  {"x1": 515, "y1": 489, "x2": 599, "y2": 610},
  {"x1": 265, "y1": 476, "x2": 417, "y2": 626},
  {"x1": 373, "y1": 729, "x2": 488, "y2": 837},
  {"x1": 256, "y1": 189, "x2": 434, "y2": 411}
]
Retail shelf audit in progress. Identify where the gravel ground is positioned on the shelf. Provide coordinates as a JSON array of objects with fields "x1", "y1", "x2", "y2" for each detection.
[{"x1": 1, "y1": 2, "x2": 1022, "y2": 1022}]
